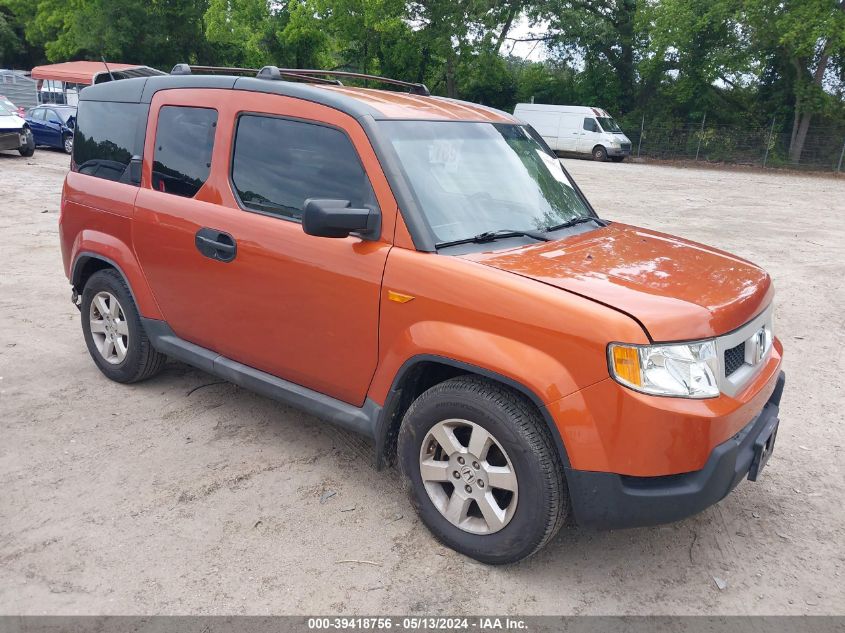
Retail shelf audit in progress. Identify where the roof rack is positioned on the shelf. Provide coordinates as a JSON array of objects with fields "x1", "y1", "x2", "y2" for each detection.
[{"x1": 170, "y1": 64, "x2": 430, "y2": 96}]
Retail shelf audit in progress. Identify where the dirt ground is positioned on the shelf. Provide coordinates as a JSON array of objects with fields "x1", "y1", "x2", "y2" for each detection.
[{"x1": 1, "y1": 149, "x2": 843, "y2": 616}]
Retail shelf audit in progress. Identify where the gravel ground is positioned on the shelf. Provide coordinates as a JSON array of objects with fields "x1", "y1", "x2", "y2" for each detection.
[{"x1": 1, "y1": 149, "x2": 843, "y2": 615}]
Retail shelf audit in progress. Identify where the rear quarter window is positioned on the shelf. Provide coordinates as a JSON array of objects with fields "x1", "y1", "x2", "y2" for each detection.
[
  {"x1": 72, "y1": 101, "x2": 148, "y2": 184},
  {"x1": 152, "y1": 106, "x2": 217, "y2": 198}
]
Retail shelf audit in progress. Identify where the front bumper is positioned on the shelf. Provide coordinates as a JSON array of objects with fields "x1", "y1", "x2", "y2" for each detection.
[
  {"x1": 0, "y1": 130, "x2": 25, "y2": 151},
  {"x1": 567, "y1": 370, "x2": 785, "y2": 529},
  {"x1": 607, "y1": 145, "x2": 631, "y2": 157}
]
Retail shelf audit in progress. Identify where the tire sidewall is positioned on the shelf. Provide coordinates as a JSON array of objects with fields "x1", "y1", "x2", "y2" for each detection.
[
  {"x1": 80, "y1": 271, "x2": 145, "y2": 383},
  {"x1": 593, "y1": 146, "x2": 607, "y2": 161},
  {"x1": 63, "y1": 133, "x2": 73, "y2": 155},
  {"x1": 398, "y1": 388, "x2": 554, "y2": 564},
  {"x1": 18, "y1": 129, "x2": 35, "y2": 157}
]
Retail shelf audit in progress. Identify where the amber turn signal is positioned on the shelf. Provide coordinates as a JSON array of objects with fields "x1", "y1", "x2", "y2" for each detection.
[{"x1": 610, "y1": 345, "x2": 642, "y2": 387}]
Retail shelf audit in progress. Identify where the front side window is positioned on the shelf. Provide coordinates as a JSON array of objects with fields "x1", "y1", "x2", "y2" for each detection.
[
  {"x1": 382, "y1": 121, "x2": 591, "y2": 245},
  {"x1": 231, "y1": 115, "x2": 377, "y2": 221},
  {"x1": 72, "y1": 101, "x2": 147, "y2": 183},
  {"x1": 46, "y1": 110, "x2": 61, "y2": 124},
  {"x1": 152, "y1": 106, "x2": 217, "y2": 198},
  {"x1": 583, "y1": 118, "x2": 598, "y2": 132}
]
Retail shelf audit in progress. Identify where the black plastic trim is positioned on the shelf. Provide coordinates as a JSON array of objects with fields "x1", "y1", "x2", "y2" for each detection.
[
  {"x1": 566, "y1": 371, "x2": 786, "y2": 529},
  {"x1": 356, "y1": 114, "x2": 436, "y2": 252},
  {"x1": 373, "y1": 354, "x2": 572, "y2": 470},
  {"x1": 141, "y1": 318, "x2": 381, "y2": 438},
  {"x1": 70, "y1": 253, "x2": 141, "y2": 308}
]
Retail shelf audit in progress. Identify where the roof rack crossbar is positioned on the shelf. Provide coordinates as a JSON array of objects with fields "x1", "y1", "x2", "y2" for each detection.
[
  {"x1": 170, "y1": 63, "x2": 429, "y2": 96},
  {"x1": 170, "y1": 64, "x2": 340, "y2": 85},
  {"x1": 277, "y1": 69, "x2": 430, "y2": 96}
]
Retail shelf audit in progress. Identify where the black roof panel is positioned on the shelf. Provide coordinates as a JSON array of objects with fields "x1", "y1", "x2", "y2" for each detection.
[{"x1": 78, "y1": 74, "x2": 382, "y2": 120}]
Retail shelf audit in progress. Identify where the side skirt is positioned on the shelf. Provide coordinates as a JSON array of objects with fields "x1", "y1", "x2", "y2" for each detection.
[{"x1": 142, "y1": 318, "x2": 381, "y2": 439}]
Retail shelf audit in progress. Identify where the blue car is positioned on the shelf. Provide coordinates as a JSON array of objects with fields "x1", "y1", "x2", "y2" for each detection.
[{"x1": 26, "y1": 105, "x2": 76, "y2": 154}]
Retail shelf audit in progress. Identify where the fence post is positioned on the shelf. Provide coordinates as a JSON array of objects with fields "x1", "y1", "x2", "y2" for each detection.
[
  {"x1": 695, "y1": 112, "x2": 706, "y2": 161},
  {"x1": 637, "y1": 114, "x2": 644, "y2": 158},
  {"x1": 837, "y1": 137, "x2": 845, "y2": 173},
  {"x1": 763, "y1": 117, "x2": 776, "y2": 168}
]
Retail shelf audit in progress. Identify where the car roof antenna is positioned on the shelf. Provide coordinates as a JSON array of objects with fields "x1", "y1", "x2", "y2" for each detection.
[{"x1": 101, "y1": 56, "x2": 115, "y2": 82}]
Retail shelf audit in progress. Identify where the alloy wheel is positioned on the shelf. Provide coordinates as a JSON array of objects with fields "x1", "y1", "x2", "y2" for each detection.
[
  {"x1": 89, "y1": 291, "x2": 129, "y2": 364},
  {"x1": 419, "y1": 418, "x2": 518, "y2": 534}
]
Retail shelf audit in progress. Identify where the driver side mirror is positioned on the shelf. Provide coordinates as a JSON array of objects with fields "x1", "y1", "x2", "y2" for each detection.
[{"x1": 302, "y1": 198, "x2": 379, "y2": 239}]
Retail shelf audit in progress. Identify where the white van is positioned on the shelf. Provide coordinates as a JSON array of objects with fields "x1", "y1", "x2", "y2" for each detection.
[{"x1": 513, "y1": 104, "x2": 632, "y2": 162}]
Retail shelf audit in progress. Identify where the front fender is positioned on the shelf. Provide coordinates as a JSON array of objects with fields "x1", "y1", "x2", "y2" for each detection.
[{"x1": 372, "y1": 321, "x2": 578, "y2": 406}]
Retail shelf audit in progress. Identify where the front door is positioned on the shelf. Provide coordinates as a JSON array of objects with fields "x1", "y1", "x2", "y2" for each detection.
[
  {"x1": 578, "y1": 117, "x2": 602, "y2": 154},
  {"x1": 43, "y1": 109, "x2": 64, "y2": 147},
  {"x1": 132, "y1": 90, "x2": 395, "y2": 406}
]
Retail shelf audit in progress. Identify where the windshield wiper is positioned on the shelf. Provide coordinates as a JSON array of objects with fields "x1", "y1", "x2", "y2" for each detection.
[
  {"x1": 545, "y1": 215, "x2": 608, "y2": 232},
  {"x1": 435, "y1": 229, "x2": 551, "y2": 249}
]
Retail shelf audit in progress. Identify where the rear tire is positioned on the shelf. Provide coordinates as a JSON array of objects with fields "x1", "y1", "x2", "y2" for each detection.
[
  {"x1": 80, "y1": 269, "x2": 167, "y2": 383},
  {"x1": 18, "y1": 129, "x2": 34, "y2": 157},
  {"x1": 398, "y1": 375, "x2": 567, "y2": 564},
  {"x1": 592, "y1": 146, "x2": 608, "y2": 161}
]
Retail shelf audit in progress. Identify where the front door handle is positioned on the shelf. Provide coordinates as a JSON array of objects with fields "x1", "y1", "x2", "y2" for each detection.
[{"x1": 195, "y1": 228, "x2": 237, "y2": 263}]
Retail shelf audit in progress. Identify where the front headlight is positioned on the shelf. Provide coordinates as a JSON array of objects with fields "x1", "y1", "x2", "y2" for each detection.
[{"x1": 608, "y1": 341, "x2": 720, "y2": 398}]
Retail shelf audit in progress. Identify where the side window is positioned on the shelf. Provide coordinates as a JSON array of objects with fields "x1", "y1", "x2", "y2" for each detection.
[
  {"x1": 152, "y1": 106, "x2": 217, "y2": 198},
  {"x1": 72, "y1": 101, "x2": 148, "y2": 184},
  {"x1": 231, "y1": 115, "x2": 377, "y2": 221},
  {"x1": 46, "y1": 110, "x2": 61, "y2": 124},
  {"x1": 32, "y1": 108, "x2": 45, "y2": 121},
  {"x1": 583, "y1": 118, "x2": 598, "y2": 132}
]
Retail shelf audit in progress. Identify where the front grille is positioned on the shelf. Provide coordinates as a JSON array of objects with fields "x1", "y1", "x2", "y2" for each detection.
[
  {"x1": 724, "y1": 342, "x2": 746, "y2": 377},
  {"x1": 620, "y1": 143, "x2": 631, "y2": 151}
]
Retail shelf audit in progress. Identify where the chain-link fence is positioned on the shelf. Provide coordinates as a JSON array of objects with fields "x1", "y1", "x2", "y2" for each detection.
[{"x1": 621, "y1": 118, "x2": 845, "y2": 173}]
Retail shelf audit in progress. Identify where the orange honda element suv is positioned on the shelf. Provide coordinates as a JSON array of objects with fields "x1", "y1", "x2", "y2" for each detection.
[{"x1": 60, "y1": 65, "x2": 784, "y2": 564}]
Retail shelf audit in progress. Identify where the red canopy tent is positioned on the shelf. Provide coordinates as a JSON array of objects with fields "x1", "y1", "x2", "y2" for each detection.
[{"x1": 30, "y1": 61, "x2": 165, "y2": 85}]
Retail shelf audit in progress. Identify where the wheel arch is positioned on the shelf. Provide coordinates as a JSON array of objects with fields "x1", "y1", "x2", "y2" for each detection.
[
  {"x1": 71, "y1": 253, "x2": 147, "y2": 317},
  {"x1": 373, "y1": 354, "x2": 572, "y2": 471},
  {"x1": 69, "y1": 234, "x2": 163, "y2": 319}
]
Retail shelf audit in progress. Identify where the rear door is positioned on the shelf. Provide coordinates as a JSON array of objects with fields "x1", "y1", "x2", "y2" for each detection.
[
  {"x1": 132, "y1": 89, "x2": 397, "y2": 406},
  {"x1": 557, "y1": 114, "x2": 581, "y2": 152},
  {"x1": 517, "y1": 109, "x2": 562, "y2": 150},
  {"x1": 28, "y1": 108, "x2": 47, "y2": 144}
]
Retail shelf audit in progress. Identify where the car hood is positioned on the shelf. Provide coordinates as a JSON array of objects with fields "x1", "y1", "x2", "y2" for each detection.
[
  {"x1": 0, "y1": 113, "x2": 25, "y2": 131},
  {"x1": 462, "y1": 223, "x2": 773, "y2": 341}
]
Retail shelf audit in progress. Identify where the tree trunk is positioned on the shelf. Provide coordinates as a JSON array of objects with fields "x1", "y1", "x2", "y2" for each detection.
[
  {"x1": 613, "y1": 0, "x2": 637, "y2": 113},
  {"x1": 788, "y1": 24, "x2": 836, "y2": 163},
  {"x1": 494, "y1": 1, "x2": 520, "y2": 54},
  {"x1": 445, "y1": 49, "x2": 457, "y2": 98},
  {"x1": 789, "y1": 111, "x2": 813, "y2": 164}
]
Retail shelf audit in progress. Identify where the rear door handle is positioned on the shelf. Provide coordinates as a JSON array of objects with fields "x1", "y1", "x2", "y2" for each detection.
[{"x1": 195, "y1": 228, "x2": 237, "y2": 263}]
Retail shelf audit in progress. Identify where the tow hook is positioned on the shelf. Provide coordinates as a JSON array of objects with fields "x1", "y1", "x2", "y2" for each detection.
[{"x1": 71, "y1": 288, "x2": 81, "y2": 311}]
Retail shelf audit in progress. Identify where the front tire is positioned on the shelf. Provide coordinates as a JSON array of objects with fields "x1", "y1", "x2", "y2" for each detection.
[
  {"x1": 81, "y1": 269, "x2": 166, "y2": 383},
  {"x1": 398, "y1": 376, "x2": 567, "y2": 564},
  {"x1": 592, "y1": 145, "x2": 608, "y2": 161},
  {"x1": 18, "y1": 129, "x2": 35, "y2": 157},
  {"x1": 63, "y1": 133, "x2": 73, "y2": 155}
]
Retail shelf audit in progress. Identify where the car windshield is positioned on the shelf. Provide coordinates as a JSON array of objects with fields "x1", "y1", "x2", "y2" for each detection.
[
  {"x1": 55, "y1": 109, "x2": 74, "y2": 123},
  {"x1": 597, "y1": 117, "x2": 622, "y2": 133},
  {"x1": 381, "y1": 121, "x2": 592, "y2": 245}
]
